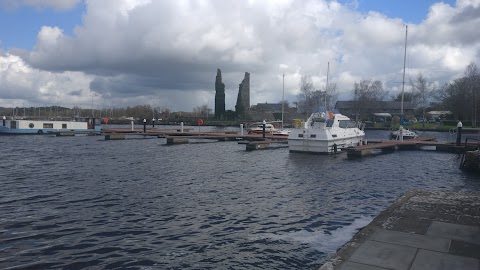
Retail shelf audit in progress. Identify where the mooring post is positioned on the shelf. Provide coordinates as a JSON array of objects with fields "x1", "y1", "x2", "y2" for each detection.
[
  {"x1": 143, "y1": 119, "x2": 147, "y2": 133},
  {"x1": 181, "y1": 122, "x2": 184, "y2": 133},
  {"x1": 152, "y1": 118, "x2": 155, "y2": 128},
  {"x1": 131, "y1": 119, "x2": 134, "y2": 131},
  {"x1": 399, "y1": 126, "x2": 404, "y2": 141},
  {"x1": 262, "y1": 119, "x2": 266, "y2": 138},
  {"x1": 2, "y1": 116, "x2": 5, "y2": 126},
  {"x1": 456, "y1": 121, "x2": 463, "y2": 146},
  {"x1": 240, "y1": 124, "x2": 244, "y2": 136}
]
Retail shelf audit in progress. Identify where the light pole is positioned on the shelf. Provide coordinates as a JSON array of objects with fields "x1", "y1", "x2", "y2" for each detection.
[
  {"x1": 281, "y1": 73, "x2": 285, "y2": 129},
  {"x1": 91, "y1": 94, "x2": 95, "y2": 117}
]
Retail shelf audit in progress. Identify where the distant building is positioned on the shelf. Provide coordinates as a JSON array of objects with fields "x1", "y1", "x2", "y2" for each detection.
[
  {"x1": 252, "y1": 102, "x2": 283, "y2": 112},
  {"x1": 335, "y1": 101, "x2": 415, "y2": 120},
  {"x1": 214, "y1": 69, "x2": 226, "y2": 119},
  {"x1": 235, "y1": 72, "x2": 250, "y2": 116}
]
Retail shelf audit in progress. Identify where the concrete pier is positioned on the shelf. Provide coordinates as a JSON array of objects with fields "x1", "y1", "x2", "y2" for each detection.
[{"x1": 320, "y1": 190, "x2": 480, "y2": 270}]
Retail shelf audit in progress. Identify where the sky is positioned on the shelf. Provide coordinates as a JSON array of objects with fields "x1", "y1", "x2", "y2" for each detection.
[{"x1": 0, "y1": 0, "x2": 478, "y2": 112}]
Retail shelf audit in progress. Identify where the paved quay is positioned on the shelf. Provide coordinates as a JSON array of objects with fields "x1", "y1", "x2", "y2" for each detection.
[{"x1": 319, "y1": 190, "x2": 480, "y2": 270}]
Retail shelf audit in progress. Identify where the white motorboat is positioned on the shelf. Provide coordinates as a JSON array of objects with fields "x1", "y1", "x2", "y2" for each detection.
[{"x1": 288, "y1": 111, "x2": 365, "y2": 153}]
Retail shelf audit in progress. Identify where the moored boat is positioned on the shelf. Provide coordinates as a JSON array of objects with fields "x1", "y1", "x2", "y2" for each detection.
[
  {"x1": 288, "y1": 111, "x2": 365, "y2": 154},
  {"x1": 389, "y1": 126, "x2": 419, "y2": 140},
  {"x1": 0, "y1": 117, "x2": 102, "y2": 135},
  {"x1": 247, "y1": 122, "x2": 276, "y2": 135}
]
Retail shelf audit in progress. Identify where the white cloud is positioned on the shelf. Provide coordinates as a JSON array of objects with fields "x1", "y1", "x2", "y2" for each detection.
[{"x1": 2, "y1": 0, "x2": 480, "y2": 111}]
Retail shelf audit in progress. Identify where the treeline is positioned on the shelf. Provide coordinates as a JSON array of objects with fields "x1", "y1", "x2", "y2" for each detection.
[
  {"x1": 297, "y1": 62, "x2": 479, "y2": 127},
  {"x1": 0, "y1": 104, "x2": 215, "y2": 121},
  {"x1": 437, "y1": 62, "x2": 479, "y2": 126}
]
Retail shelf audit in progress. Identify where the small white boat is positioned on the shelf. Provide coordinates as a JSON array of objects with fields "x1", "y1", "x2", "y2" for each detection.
[
  {"x1": 288, "y1": 111, "x2": 365, "y2": 154},
  {"x1": 389, "y1": 126, "x2": 419, "y2": 140},
  {"x1": 247, "y1": 122, "x2": 277, "y2": 135},
  {"x1": 0, "y1": 117, "x2": 102, "y2": 135}
]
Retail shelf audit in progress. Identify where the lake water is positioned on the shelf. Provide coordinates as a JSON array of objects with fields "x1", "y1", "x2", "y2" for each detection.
[{"x1": 1, "y1": 127, "x2": 479, "y2": 269}]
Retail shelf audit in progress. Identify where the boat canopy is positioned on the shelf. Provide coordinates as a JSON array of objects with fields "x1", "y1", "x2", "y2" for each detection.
[{"x1": 373, "y1": 113, "x2": 392, "y2": 118}]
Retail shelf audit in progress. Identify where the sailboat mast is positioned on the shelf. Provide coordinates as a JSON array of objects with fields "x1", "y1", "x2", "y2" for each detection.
[
  {"x1": 401, "y1": 25, "x2": 408, "y2": 116},
  {"x1": 281, "y1": 73, "x2": 285, "y2": 129},
  {"x1": 325, "y1": 62, "x2": 329, "y2": 110}
]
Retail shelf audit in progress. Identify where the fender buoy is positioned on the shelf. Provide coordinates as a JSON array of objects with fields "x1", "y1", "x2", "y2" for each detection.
[{"x1": 37, "y1": 130, "x2": 43, "y2": 134}]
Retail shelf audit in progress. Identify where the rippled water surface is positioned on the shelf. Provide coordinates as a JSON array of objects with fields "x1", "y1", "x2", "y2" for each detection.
[{"x1": 1, "y1": 127, "x2": 479, "y2": 269}]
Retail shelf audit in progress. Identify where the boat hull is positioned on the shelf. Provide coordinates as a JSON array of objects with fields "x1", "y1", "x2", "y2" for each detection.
[{"x1": 288, "y1": 134, "x2": 364, "y2": 154}]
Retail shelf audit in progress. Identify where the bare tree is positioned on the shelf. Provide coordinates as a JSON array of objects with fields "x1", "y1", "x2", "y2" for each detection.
[
  {"x1": 326, "y1": 82, "x2": 338, "y2": 110},
  {"x1": 412, "y1": 73, "x2": 435, "y2": 126},
  {"x1": 464, "y1": 62, "x2": 479, "y2": 127},
  {"x1": 193, "y1": 104, "x2": 212, "y2": 118},
  {"x1": 297, "y1": 75, "x2": 314, "y2": 117},
  {"x1": 352, "y1": 79, "x2": 387, "y2": 120},
  {"x1": 438, "y1": 62, "x2": 480, "y2": 125}
]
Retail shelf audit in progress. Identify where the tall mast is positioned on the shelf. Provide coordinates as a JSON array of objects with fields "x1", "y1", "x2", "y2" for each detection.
[
  {"x1": 325, "y1": 62, "x2": 329, "y2": 110},
  {"x1": 401, "y1": 25, "x2": 408, "y2": 116},
  {"x1": 281, "y1": 73, "x2": 285, "y2": 129}
]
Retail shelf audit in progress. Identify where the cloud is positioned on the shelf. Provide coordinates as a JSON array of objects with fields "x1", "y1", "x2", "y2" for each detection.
[
  {"x1": 0, "y1": 0, "x2": 81, "y2": 11},
  {"x1": 3, "y1": 0, "x2": 480, "y2": 111}
]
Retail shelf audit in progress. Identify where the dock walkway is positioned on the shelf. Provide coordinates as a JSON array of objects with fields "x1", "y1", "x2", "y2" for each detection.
[
  {"x1": 319, "y1": 190, "x2": 480, "y2": 270},
  {"x1": 346, "y1": 137, "x2": 478, "y2": 158}
]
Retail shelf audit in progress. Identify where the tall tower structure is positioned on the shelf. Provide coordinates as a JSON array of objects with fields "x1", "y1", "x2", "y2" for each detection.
[
  {"x1": 214, "y1": 69, "x2": 226, "y2": 119},
  {"x1": 235, "y1": 72, "x2": 250, "y2": 116}
]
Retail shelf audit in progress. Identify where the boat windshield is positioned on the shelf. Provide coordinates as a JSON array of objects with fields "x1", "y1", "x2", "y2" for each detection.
[
  {"x1": 339, "y1": 120, "x2": 357, "y2": 128},
  {"x1": 326, "y1": 119, "x2": 334, "y2": 127},
  {"x1": 311, "y1": 112, "x2": 326, "y2": 122}
]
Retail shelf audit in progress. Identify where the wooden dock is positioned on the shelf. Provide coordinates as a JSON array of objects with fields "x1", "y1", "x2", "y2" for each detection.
[
  {"x1": 346, "y1": 136, "x2": 478, "y2": 158},
  {"x1": 238, "y1": 140, "x2": 288, "y2": 150},
  {"x1": 101, "y1": 127, "x2": 288, "y2": 145}
]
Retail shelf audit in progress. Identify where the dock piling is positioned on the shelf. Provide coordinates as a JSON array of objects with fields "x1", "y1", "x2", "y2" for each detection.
[
  {"x1": 262, "y1": 120, "x2": 266, "y2": 138},
  {"x1": 456, "y1": 121, "x2": 463, "y2": 146}
]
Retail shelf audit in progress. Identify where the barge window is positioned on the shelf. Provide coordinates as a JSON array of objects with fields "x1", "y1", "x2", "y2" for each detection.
[
  {"x1": 10, "y1": 122, "x2": 16, "y2": 129},
  {"x1": 310, "y1": 134, "x2": 316, "y2": 138},
  {"x1": 43, "y1": 123, "x2": 53, "y2": 128},
  {"x1": 62, "y1": 124, "x2": 67, "y2": 129},
  {"x1": 298, "y1": 134, "x2": 304, "y2": 138}
]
